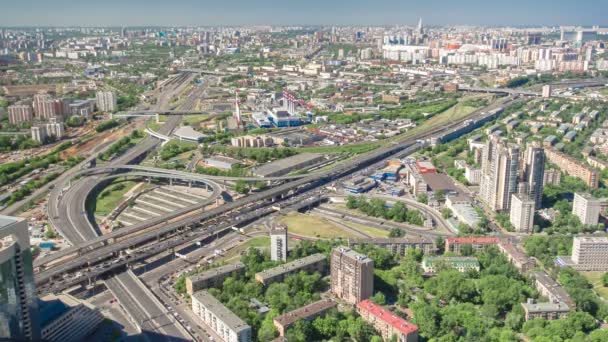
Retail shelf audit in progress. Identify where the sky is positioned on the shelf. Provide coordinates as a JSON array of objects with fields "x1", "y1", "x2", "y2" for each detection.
[{"x1": 0, "y1": 0, "x2": 605, "y2": 27}]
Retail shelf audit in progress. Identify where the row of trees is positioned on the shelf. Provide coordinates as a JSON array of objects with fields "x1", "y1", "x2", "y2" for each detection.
[
  {"x1": 0, "y1": 135, "x2": 40, "y2": 152},
  {"x1": 99, "y1": 136, "x2": 134, "y2": 161},
  {"x1": 346, "y1": 196, "x2": 424, "y2": 226},
  {"x1": 159, "y1": 141, "x2": 196, "y2": 161},
  {"x1": 203, "y1": 145, "x2": 298, "y2": 164}
]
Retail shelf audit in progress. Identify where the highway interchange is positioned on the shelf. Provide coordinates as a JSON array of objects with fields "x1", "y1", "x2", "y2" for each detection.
[{"x1": 31, "y1": 70, "x2": 519, "y2": 341}]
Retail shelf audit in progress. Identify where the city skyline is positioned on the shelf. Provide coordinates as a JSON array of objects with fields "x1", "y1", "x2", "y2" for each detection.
[{"x1": 0, "y1": 0, "x2": 607, "y2": 27}]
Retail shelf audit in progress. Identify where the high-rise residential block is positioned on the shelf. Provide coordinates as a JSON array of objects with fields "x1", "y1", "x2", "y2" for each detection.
[
  {"x1": 0, "y1": 215, "x2": 41, "y2": 340},
  {"x1": 571, "y1": 237, "x2": 608, "y2": 271},
  {"x1": 95, "y1": 91, "x2": 117, "y2": 112},
  {"x1": 572, "y1": 193, "x2": 604, "y2": 226},
  {"x1": 524, "y1": 143, "x2": 545, "y2": 209},
  {"x1": 270, "y1": 225, "x2": 288, "y2": 261},
  {"x1": 510, "y1": 193, "x2": 535, "y2": 233},
  {"x1": 330, "y1": 246, "x2": 373, "y2": 305},
  {"x1": 7, "y1": 104, "x2": 33, "y2": 125},
  {"x1": 479, "y1": 137, "x2": 520, "y2": 212}
]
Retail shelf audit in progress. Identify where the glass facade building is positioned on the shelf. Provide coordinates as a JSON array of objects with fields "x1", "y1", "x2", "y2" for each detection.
[{"x1": 0, "y1": 216, "x2": 40, "y2": 341}]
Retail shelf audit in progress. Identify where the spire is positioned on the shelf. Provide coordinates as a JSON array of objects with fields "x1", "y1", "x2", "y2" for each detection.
[
  {"x1": 417, "y1": 18, "x2": 423, "y2": 34},
  {"x1": 234, "y1": 91, "x2": 241, "y2": 127}
]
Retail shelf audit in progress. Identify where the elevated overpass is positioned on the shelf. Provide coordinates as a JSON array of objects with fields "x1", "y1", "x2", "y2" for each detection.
[
  {"x1": 459, "y1": 86, "x2": 540, "y2": 97},
  {"x1": 36, "y1": 97, "x2": 516, "y2": 294}
]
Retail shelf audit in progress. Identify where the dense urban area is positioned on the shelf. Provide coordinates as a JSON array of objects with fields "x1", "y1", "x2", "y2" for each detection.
[{"x1": 2, "y1": 15, "x2": 608, "y2": 342}]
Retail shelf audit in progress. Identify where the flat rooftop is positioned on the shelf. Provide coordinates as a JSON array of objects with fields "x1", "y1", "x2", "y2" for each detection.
[
  {"x1": 192, "y1": 290, "x2": 250, "y2": 333},
  {"x1": 188, "y1": 262, "x2": 245, "y2": 283},
  {"x1": 522, "y1": 301, "x2": 570, "y2": 313},
  {"x1": 255, "y1": 253, "x2": 326, "y2": 280},
  {"x1": 273, "y1": 299, "x2": 336, "y2": 327}
]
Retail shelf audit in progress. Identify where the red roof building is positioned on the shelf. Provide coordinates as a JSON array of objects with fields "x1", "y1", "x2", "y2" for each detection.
[
  {"x1": 356, "y1": 300, "x2": 419, "y2": 342},
  {"x1": 445, "y1": 236, "x2": 499, "y2": 254},
  {"x1": 415, "y1": 161, "x2": 437, "y2": 174}
]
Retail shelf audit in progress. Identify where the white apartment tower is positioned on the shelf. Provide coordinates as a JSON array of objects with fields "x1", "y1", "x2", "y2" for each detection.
[
  {"x1": 95, "y1": 91, "x2": 117, "y2": 112},
  {"x1": 270, "y1": 225, "x2": 288, "y2": 262},
  {"x1": 510, "y1": 193, "x2": 536, "y2": 233},
  {"x1": 572, "y1": 193, "x2": 604, "y2": 226}
]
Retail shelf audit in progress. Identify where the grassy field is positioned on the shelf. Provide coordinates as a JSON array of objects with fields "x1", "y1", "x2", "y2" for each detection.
[
  {"x1": 219, "y1": 236, "x2": 270, "y2": 263},
  {"x1": 94, "y1": 180, "x2": 139, "y2": 216},
  {"x1": 279, "y1": 212, "x2": 361, "y2": 239},
  {"x1": 581, "y1": 272, "x2": 608, "y2": 300},
  {"x1": 346, "y1": 222, "x2": 390, "y2": 237},
  {"x1": 183, "y1": 114, "x2": 209, "y2": 126}
]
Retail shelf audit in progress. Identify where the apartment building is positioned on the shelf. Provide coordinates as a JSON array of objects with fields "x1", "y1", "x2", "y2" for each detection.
[
  {"x1": 509, "y1": 193, "x2": 535, "y2": 233},
  {"x1": 270, "y1": 225, "x2": 288, "y2": 261},
  {"x1": 521, "y1": 300, "x2": 570, "y2": 321},
  {"x1": 330, "y1": 247, "x2": 374, "y2": 305},
  {"x1": 445, "y1": 236, "x2": 499, "y2": 254},
  {"x1": 572, "y1": 193, "x2": 604, "y2": 226},
  {"x1": 254, "y1": 254, "x2": 326, "y2": 286},
  {"x1": 273, "y1": 299, "x2": 337, "y2": 336},
  {"x1": 356, "y1": 300, "x2": 419, "y2": 342},
  {"x1": 191, "y1": 291, "x2": 251, "y2": 342},
  {"x1": 557, "y1": 237, "x2": 608, "y2": 272},
  {"x1": 186, "y1": 263, "x2": 245, "y2": 295},
  {"x1": 544, "y1": 148, "x2": 598, "y2": 189},
  {"x1": 347, "y1": 237, "x2": 435, "y2": 256},
  {"x1": 422, "y1": 256, "x2": 480, "y2": 273},
  {"x1": 7, "y1": 104, "x2": 33, "y2": 124}
]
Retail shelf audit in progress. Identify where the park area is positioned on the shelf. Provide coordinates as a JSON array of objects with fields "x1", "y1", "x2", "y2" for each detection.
[{"x1": 581, "y1": 272, "x2": 608, "y2": 301}]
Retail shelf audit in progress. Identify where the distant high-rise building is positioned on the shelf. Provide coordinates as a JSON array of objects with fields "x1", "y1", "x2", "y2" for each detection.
[
  {"x1": 95, "y1": 91, "x2": 117, "y2": 112},
  {"x1": 0, "y1": 215, "x2": 41, "y2": 340},
  {"x1": 7, "y1": 104, "x2": 33, "y2": 125},
  {"x1": 524, "y1": 144, "x2": 545, "y2": 209},
  {"x1": 330, "y1": 246, "x2": 374, "y2": 305},
  {"x1": 31, "y1": 125, "x2": 48, "y2": 143},
  {"x1": 479, "y1": 137, "x2": 520, "y2": 212},
  {"x1": 32, "y1": 93, "x2": 62, "y2": 121},
  {"x1": 542, "y1": 85, "x2": 552, "y2": 98},
  {"x1": 510, "y1": 194, "x2": 536, "y2": 233},
  {"x1": 270, "y1": 225, "x2": 288, "y2": 262},
  {"x1": 572, "y1": 193, "x2": 604, "y2": 226}
]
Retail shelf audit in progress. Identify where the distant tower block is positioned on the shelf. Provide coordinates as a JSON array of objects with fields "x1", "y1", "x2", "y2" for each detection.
[{"x1": 270, "y1": 224, "x2": 288, "y2": 261}]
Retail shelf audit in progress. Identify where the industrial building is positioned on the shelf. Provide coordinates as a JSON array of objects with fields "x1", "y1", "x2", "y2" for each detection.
[
  {"x1": 342, "y1": 177, "x2": 377, "y2": 194},
  {"x1": 173, "y1": 126, "x2": 207, "y2": 142}
]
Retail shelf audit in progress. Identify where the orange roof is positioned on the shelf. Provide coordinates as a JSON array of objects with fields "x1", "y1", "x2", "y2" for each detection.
[
  {"x1": 357, "y1": 300, "x2": 418, "y2": 335},
  {"x1": 446, "y1": 236, "x2": 499, "y2": 245}
]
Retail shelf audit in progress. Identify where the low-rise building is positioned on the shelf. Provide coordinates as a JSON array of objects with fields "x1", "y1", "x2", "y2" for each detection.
[
  {"x1": 422, "y1": 256, "x2": 480, "y2": 274},
  {"x1": 544, "y1": 148, "x2": 598, "y2": 189},
  {"x1": 347, "y1": 237, "x2": 435, "y2": 255},
  {"x1": 530, "y1": 271, "x2": 575, "y2": 310},
  {"x1": 521, "y1": 300, "x2": 569, "y2": 321},
  {"x1": 255, "y1": 253, "x2": 326, "y2": 285},
  {"x1": 445, "y1": 236, "x2": 499, "y2": 254},
  {"x1": 191, "y1": 291, "x2": 252, "y2": 342},
  {"x1": 497, "y1": 239, "x2": 536, "y2": 273},
  {"x1": 273, "y1": 299, "x2": 337, "y2": 336},
  {"x1": 186, "y1": 263, "x2": 246, "y2": 295},
  {"x1": 356, "y1": 300, "x2": 419, "y2": 342}
]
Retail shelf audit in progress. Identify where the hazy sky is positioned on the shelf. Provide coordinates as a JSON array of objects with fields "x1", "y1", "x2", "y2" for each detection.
[{"x1": 0, "y1": 0, "x2": 605, "y2": 27}]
